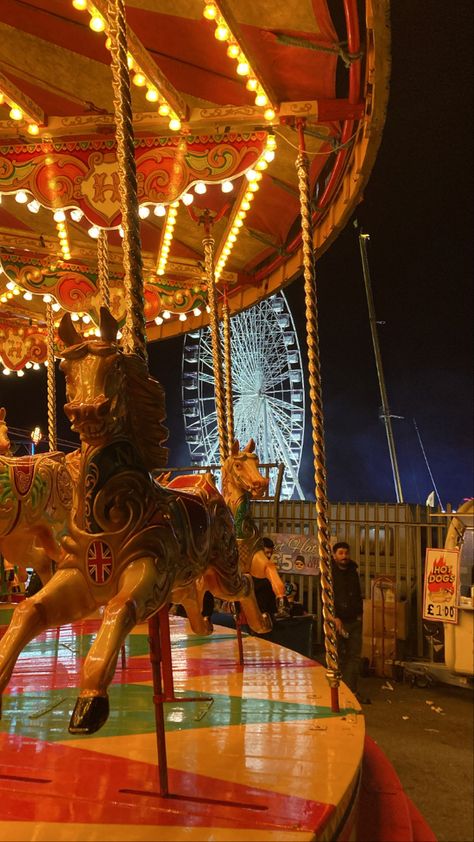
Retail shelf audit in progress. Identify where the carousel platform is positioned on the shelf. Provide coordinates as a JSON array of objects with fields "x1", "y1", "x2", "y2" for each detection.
[{"x1": 0, "y1": 613, "x2": 434, "y2": 841}]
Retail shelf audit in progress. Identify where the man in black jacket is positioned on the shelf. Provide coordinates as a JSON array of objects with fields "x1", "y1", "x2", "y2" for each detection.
[{"x1": 331, "y1": 541, "x2": 367, "y2": 701}]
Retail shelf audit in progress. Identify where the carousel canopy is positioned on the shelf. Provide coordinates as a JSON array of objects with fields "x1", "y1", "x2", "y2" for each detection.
[{"x1": 0, "y1": 0, "x2": 389, "y2": 371}]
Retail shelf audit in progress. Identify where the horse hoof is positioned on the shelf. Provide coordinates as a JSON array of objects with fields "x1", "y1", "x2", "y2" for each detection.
[
  {"x1": 253, "y1": 612, "x2": 272, "y2": 634},
  {"x1": 68, "y1": 695, "x2": 109, "y2": 735}
]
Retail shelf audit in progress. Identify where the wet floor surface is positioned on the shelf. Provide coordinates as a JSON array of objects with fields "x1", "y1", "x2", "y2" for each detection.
[{"x1": 357, "y1": 673, "x2": 474, "y2": 842}]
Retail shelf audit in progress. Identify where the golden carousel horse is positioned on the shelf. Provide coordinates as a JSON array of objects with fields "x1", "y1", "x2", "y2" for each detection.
[
  {"x1": 0, "y1": 408, "x2": 74, "y2": 588},
  {"x1": 0, "y1": 308, "x2": 271, "y2": 736},
  {"x1": 221, "y1": 439, "x2": 290, "y2": 618}
]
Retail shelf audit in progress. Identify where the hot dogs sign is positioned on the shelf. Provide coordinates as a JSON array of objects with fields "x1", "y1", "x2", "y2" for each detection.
[{"x1": 422, "y1": 548, "x2": 460, "y2": 624}]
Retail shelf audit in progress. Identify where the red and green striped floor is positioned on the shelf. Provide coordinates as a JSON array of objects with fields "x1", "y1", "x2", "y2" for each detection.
[{"x1": 0, "y1": 615, "x2": 364, "y2": 841}]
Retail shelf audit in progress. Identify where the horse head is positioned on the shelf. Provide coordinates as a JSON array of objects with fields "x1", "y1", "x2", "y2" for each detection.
[
  {"x1": 0, "y1": 408, "x2": 11, "y2": 455},
  {"x1": 222, "y1": 439, "x2": 269, "y2": 512},
  {"x1": 59, "y1": 307, "x2": 168, "y2": 468}
]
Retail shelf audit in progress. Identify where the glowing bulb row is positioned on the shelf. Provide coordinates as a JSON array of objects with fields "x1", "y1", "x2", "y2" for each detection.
[
  {"x1": 71, "y1": 1, "x2": 182, "y2": 131},
  {"x1": 156, "y1": 202, "x2": 179, "y2": 276},
  {"x1": 0, "y1": 90, "x2": 40, "y2": 135},
  {"x1": 154, "y1": 305, "x2": 209, "y2": 326},
  {"x1": 215, "y1": 135, "x2": 276, "y2": 280},
  {"x1": 2, "y1": 362, "x2": 43, "y2": 377},
  {"x1": 54, "y1": 214, "x2": 72, "y2": 262},
  {"x1": 202, "y1": 3, "x2": 275, "y2": 121}
]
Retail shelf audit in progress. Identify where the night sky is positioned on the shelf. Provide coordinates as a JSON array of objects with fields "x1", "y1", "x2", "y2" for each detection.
[{"x1": 2, "y1": 2, "x2": 472, "y2": 508}]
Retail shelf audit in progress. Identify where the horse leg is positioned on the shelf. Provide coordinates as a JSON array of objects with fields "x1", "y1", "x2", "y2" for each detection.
[
  {"x1": 202, "y1": 569, "x2": 272, "y2": 634},
  {"x1": 171, "y1": 577, "x2": 213, "y2": 635},
  {"x1": 0, "y1": 569, "x2": 95, "y2": 714},
  {"x1": 69, "y1": 557, "x2": 173, "y2": 735}
]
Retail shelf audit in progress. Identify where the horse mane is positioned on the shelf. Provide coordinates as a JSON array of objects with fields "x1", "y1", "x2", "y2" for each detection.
[{"x1": 121, "y1": 353, "x2": 169, "y2": 470}]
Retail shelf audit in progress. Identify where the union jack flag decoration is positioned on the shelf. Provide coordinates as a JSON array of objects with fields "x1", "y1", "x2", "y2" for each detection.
[{"x1": 87, "y1": 540, "x2": 113, "y2": 584}]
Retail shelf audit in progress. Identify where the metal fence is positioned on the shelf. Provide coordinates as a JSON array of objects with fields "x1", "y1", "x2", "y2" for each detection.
[{"x1": 251, "y1": 499, "x2": 449, "y2": 657}]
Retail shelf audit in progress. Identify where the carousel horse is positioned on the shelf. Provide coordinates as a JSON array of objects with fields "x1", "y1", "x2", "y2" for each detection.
[
  {"x1": 0, "y1": 308, "x2": 271, "y2": 736},
  {"x1": 0, "y1": 408, "x2": 74, "y2": 587},
  {"x1": 221, "y1": 439, "x2": 290, "y2": 618}
]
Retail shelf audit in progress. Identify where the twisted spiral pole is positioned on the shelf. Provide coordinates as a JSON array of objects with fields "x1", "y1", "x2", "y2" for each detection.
[
  {"x1": 97, "y1": 229, "x2": 111, "y2": 311},
  {"x1": 107, "y1": 0, "x2": 146, "y2": 360},
  {"x1": 203, "y1": 233, "x2": 228, "y2": 464},
  {"x1": 296, "y1": 126, "x2": 340, "y2": 710},
  {"x1": 46, "y1": 301, "x2": 57, "y2": 452},
  {"x1": 222, "y1": 287, "x2": 235, "y2": 454}
]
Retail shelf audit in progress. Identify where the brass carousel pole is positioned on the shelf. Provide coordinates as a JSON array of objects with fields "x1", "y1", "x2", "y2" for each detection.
[
  {"x1": 295, "y1": 120, "x2": 340, "y2": 711},
  {"x1": 107, "y1": 0, "x2": 169, "y2": 796},
  {"x1": 107, "y1": 0, "x2": 146, "y2": 361},
  {"x1": 46, "y1": 301, "x2": 57, "y2": 452},
  {"x1": 222, "y1": 285, "x2": 235, "y2": 455},
  {"x1": 97, "y1": 229, "x2": 111, "y2": 311},
  {"x1": 202, "y1": 213, "x2": 228, "y2": 464}
]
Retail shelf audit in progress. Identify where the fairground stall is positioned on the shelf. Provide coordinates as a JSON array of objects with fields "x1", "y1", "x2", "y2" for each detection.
[{"x1": 0, "y1": 2, "x2": 396, "y2": 840}]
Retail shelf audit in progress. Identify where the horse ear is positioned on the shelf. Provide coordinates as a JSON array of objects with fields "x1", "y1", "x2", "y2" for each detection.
[
  {"x1": 231, "y1": 439, "x2": 240, "y2": 455},
  {"x1": 99, "y1": 307, "x2": 119, "y2": 342},
  {"x1": 243, "y1": 438, "x2": 255, "y2": 453},
  {"x1": 59, "y1": 313, "x2": 83, "y2": 347},
  {"x1": 0, "y1": 407, "x2": 5, "y2": 421}
]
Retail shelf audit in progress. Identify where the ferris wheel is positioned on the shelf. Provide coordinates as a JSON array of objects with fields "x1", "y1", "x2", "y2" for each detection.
[{"x1": 182, "y1": 292, "x2": 306, "y2": 499}]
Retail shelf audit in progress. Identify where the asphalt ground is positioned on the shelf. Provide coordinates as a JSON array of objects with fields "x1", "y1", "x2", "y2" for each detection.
[{"x1": 357, "y1": 673, "x2": 474, "y2": 842}]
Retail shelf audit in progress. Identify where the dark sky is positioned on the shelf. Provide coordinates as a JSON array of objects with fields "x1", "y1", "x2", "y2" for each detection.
[{"x1": 2, "y1": 1, "x2": 472, "y2": 508}]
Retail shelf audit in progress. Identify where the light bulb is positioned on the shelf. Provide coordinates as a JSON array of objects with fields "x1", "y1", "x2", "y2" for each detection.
[
  {"x1": 17, "y1": 370, "x2": 25, "y2": 378},
  {"x1": 181, "y1": 192, "x2": 194, "y2": 206},
  {"x1": 264, "y1": 107, "x2": 276, "y2": 121},
  {"x1": 133, "y1": 72, "x2": 146, "y2": 87},
  {"x1": 27, "y1": 200, "x2": 40, "y2": 213},
  {"x1": 154, "y1": 204, "x2": 166, "y2": 217},
  {"x1": 10, "y1": 106, "x2": 23, "y2": 121},
  {"x1": 6, "y1": 281, "x2": 15, "y2": 291},
  {"x1": 162, "y1": 310, "x2": 171, "y2": 319},
  {"x1": 179, "y1": 313, "x2": 187, "y2": 322},
  {"x1": 43, "y1": 294, "x2": 52, "y2": 303},
  {"x1": 215, "y1": 24, "x2": 229, "y2": 41},
  {"x1": 139, "y1": 205, "x2": 150, "y2": 218},
  {"x1": 155, "y1": 315, "x2": 164, "y2": 325},
  {"x1": 23, "y1": 291, "x2": 33, "y2": 301},
  {"x1": 168, "y1": 117, "x2": 181, "y2": 132},
  {"x1": 71, "y1": 312, "x2": 80, "y2": 321},
  {"x1": 15, "y1": 191, "x2": 28, "y2": 203},
  {"x1": 193, "y1": 307, "x2": 202, "y2": 317},
  {"x1": 82, "y1": 314, "x2": 91, "y2": 324},
  {"x1": 158, "y1": 103, "x2": 170, "y2": 117},
  {"x1": 89, "y1": 15, "x2": 105, "y2": 32},
  {"x1": 264, "y1": 149, "x2": 275, "y2": 162},
  {"x1": 27, "y1": 124, "x2": 40, "y2": 136},
  {"x1": 88, "y1": 225, "x2": 100, "y2": 238},
  {"x1": 2, "y1": 368, "x2": 11, "y2": 376},
  {"x1": 53, "y1": 210, "x2": 66, "y2": 222},
  {"x1": 255, "y1": 93, "x2": 268, "y2": 107},
  {"x1": 246, "y1": 78, "x2": 258, "y2": 92},
  {"x1": 25, "y1": 362, "x2": 32, "y2": 369},
  {"x1": 70, "y1": 208, "x2": 84, "y2": 222},
  {"x1": 72, "y1": 0, "x2": 87, "y2": 9},
  {"x1": 51, "y1": 302, "x2": 61, "y2": 312},
  {"x1": 33, "y1": 363, "x2": 40, "y2": 370},
  {"x1": 119, "y1": 226, "x2": 124, "y2": 238},
  {"x1": 146, "y1": 88, "x2": 159, "y2": 102},
  {"x1": 203, "y1": 3, "x2": 217, "y2": 20},
  {"x1": 221, "y1": 180, "x2": 233, "y2": 193},
  {"x1": 245, "y1": 169, "x2": 257, "y2": 182},
  {"x1": 195, "y1": 181, "x2": 207, "y2": 194},
  {"x1": 236, "y1": 61, "x2": 250, "y2": 76},
  {"x1": 227, "y1": 44, "x2": 240, "y2": 59}
]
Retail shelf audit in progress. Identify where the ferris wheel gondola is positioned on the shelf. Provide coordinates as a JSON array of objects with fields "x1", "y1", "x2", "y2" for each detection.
[{"x1": 182, "y1": 292, "x2": 305, "y2": 499}]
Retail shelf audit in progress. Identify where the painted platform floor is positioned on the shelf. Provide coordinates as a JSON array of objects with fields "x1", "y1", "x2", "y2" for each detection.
[{"x1": 0, "y1": 614, "x2": 364, "y2": 841}]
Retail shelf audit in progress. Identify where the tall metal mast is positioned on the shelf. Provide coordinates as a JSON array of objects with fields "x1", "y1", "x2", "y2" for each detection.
[{"x1": 356, "y1": 222, "x2": 404, "y2": 503}]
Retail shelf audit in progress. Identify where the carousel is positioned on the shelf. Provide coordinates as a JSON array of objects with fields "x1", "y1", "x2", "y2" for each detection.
[{"x1": 0, "y1": 2, "x2": 392, "y2": 840}]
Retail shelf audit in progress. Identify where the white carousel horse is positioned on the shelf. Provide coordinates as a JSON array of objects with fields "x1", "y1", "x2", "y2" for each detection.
[
  {"x1": 0, "y1": 407, "x2": 74, "y2": 587},
  {"x1": 221, "y1": 439, "x2": 290, "y2": 618},
  {"x1": 0, "y1": 308, "x2": 271, "y2": 736}
]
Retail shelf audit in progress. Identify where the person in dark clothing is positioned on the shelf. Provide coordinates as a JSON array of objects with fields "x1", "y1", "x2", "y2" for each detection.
[{"x1": 331, "y1": 541, "x2": 367, "y2": 701}]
